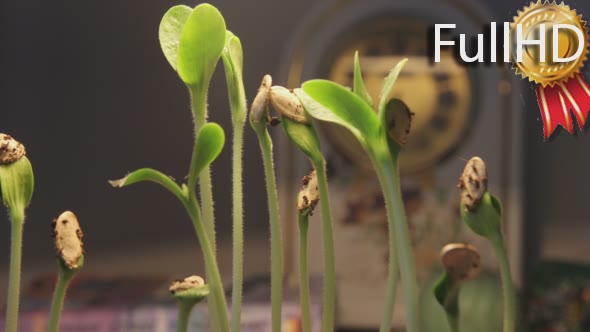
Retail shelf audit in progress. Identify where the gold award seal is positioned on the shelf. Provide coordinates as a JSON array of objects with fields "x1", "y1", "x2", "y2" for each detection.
[{"x1": 511, "y1": 1, "x2": 590, "y2": 139}]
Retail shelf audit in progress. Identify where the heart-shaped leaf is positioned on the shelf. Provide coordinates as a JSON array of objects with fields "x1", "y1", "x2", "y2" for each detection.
[
  {"x1": 159, "y1": 5, "x2": 192, "y2": 70},
  {"x1": 378, "y1": 58, "x2": 408, "y2": 117},
  {"x1": 281, "y1": 117, "x2": 323, "y2": 164},
  {"x1": 193, "y1": 122, "x2": 225, "y2": 178},
  {"x1": 177, "y1": 4, "x2": 226, "y2": 86},
  {"x1": 353, "y1": 51, "x2": 373, "y2": 107},
  {"x1": 295, "y1": 84, "x2": 378, "y2": 144}
]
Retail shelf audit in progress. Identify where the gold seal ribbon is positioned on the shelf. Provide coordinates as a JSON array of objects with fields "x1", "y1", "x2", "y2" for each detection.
[{"x1": 511, "y1": 1, "x2": 590, "y2": 139}]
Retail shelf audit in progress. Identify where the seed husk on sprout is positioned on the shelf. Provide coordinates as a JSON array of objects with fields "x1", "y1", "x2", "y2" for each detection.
[
  {"x1": 384, "y1": 99, "x2": 414, "y2": 147},
  {"x1": 250, "y1": 75, "x2": 273, "y2": 124},
  {"x1": 297, "y1": 170, "x2": 319, "y2": 216},
  {"x1": 52, "y1": 211, "x2": 84, "y2": 270},
  {"x1": 458, "y1": 156, "x2": 488, "y2": 212},
  {"x1": 440, "y1": 243, "x2": 481, "y2": 282},
  {"x1": 169, "y1": 275, "x2": 206, "y2": 294},
  {"x1": 0, "y1": 134, "x2": 26, "y2": 165},
  {"x1": 270, "y1": 86, "x2": 310, "y2": 125}
]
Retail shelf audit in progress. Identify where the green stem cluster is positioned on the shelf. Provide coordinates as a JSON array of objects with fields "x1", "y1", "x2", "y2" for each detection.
[
  {"x1": 183, "y1": 196, "x2": 229, "y2": 332},
  {"x1": 5, "y1": 211, "x2": 24, "y2": 332},
  {"x1": 187, "y1": 87, "x2": 227, "y2": 332},
  {"x1": 372, "y1": 154, "x2": 418, "y2": 332}
]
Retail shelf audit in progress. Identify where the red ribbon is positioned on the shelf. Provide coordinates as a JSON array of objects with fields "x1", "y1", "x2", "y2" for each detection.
[{"x1": 536, "y1": 74, "x2": 590, "y2": 139}]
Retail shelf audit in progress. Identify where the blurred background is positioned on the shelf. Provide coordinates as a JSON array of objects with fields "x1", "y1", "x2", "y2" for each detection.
[{"x1": 1, "y1": 0, "x2": 590, "y2": 331}]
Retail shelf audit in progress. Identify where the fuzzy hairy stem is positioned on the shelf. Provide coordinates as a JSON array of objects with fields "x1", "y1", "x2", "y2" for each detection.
[
  {"x1": 312, "y1": 159, "x2": 336, "y2": 332},
  {"x1": 372, "y1": 154, "x2": 418, "y2": 332},
  {"x1": 47, "y1": 267, "x2": 75, "y2": 332},
  {"x1": 5, "y1": 210, "x2": 24, "y2": 332},
  {"x1": 254, "y1": 127, "x2": 283, "y2": 332},
  {"x1": 297, "y1": 213, "x2": 312, "y2": 332},
  {"x1": 183, "y1": 196, "x2": 229, "y2": 332}
]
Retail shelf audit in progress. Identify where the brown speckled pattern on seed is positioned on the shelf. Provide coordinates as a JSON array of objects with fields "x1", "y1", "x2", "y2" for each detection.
[
  {"x1": 458, "y1": 156, "x2": 488, "y2": 212},
  {"x1": 52, "y1": 211, "x2": 84, "y2": 269},
  {"x1": 0, "y1": 133, "x2": 26, "y2": 164},
  {"x1": 269, "y1": 85, "x2": 310, "y2": 124},
  {"x1": 297, "y1": 170, "x2": 319, "y2": 215},
  {"x1": 169, "y1": 275, "x2": 205, "y2": 294}
]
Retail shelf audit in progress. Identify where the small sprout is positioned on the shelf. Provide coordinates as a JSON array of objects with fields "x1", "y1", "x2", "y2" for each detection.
[
  {"x1": 440, "y1": 243, "x2": 481, "y2": 282},
  {"x1": 52, "y1": 211, "x2": 84, "y2": 270},
  {"x1": 297, "y1": 170, "x2": 319, "y2": 216},
  {"x1": 0, "y1": 134, "x2": 26, "y2": 165},
  {"x1": 169, "y1": 275, "x2": 210, "y2": 302},
  {"x1": 270, "y1": 86, "x2": 310, "y2": 125},
  {"x1": 384, "y1": 99, "x2": 414, "y2": 147},
  {"x1": 250, "y1": 75, "x2": 272, "y2": 124},
  {"x1": 458, "y1": 156, "x2": 488, "y2": 212}
]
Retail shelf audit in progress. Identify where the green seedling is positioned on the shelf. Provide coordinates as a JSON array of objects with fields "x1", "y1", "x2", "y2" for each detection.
[
  {"x1": 249, "y1": 75, "x2": 284, "y2": 332},
  {"x1": 169, "y1": 275, "x2": 210, "y2": 332},
  {"x1": 0, "y1": 133, "x2": 34, "y2": 332},
  {"x1": 296, "y1": 170, "x2": 320, "y2": 332},
  {"x1": 433, "y1": 243, "x2": 482, "y2": 332},
  {"x1": 48, "y1": 211, "x2": 85, "y2": 332},
  {"x1": 220, "y1": 30, "x2": 248, "y2": 332},
  {"x1": 110, "y1": 122, "x2": 229, "y2": 332},
  {"x1": 295, "y1": 54, "x2": 419, "y2": 332},
  {"x1": 458, "y1": 157, "x2": 516, "y2": 332},
  {"x1": 272, "y1": 85, "x2": 336, "y2": 332}
]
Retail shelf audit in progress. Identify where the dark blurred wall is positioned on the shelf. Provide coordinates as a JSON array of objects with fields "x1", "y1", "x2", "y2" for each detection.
[{"x1": 1, "y1": 0, "x2": 589, "y2": 286}]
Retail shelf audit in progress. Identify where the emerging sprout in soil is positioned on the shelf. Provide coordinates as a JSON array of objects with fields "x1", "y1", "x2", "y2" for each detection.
[
  {"x1": 296, "y1": 53, "x2": 419, "y2": 332},
  {"x1": 458, "y1": 156, "x2": 515, "y2": 332},
  {"x1": 249, "y1": 75, "x2": 284, "y2": 332},
  {"x1": 0, "y1": 133, "x2": 34, "y2": 332},
  {"x1": 296, "y1": 170, "x2": 319, "y2": 332},
  {"x1": 170, "y1": 275, "x2": 210, "y2": 332},
  {"x1": 434, "y1": 243, "x2": 481, "y2": 332},
  {"x1": 48, "y1": 211, "x2": 85, "y2": 332}
]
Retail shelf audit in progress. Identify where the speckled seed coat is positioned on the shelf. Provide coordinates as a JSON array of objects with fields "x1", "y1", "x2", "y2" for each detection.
[
  {"x1": 385, "y1": 99, "x2": 413, "y2": 146},
  {"x1": 270, "y1": 86, "x2": 310, "y2": 124},
  {"x1": 52, "y1": 211, "x2": 84, "y2": 269},
  {"x1": 440, "y1": 243, "x2": 481, "y2": 281},
  {"x1": 458, "y1": 156, "x2": 488, "y2": 211},
  {"x1": 0, "y1": 133, "x2": 26, "y2": 164},
  {"x1": 169, "y1": 275, "x2": 205, "y2": 294},
  {"x1": 250, "y1": 75, "x2": 272, "y2": 124},
  {"x1": 297, "y1": 170, "x2": 319, "y2": 215}
]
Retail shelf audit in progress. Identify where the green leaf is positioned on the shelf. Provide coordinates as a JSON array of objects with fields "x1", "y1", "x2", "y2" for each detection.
[
  {"x1": 295, "y1": 84, "x2": 377, "y2": 144},
  {"x1": 177, "y1": 4, "x2": 226, "y2": 86},
  {"x1": 281, "y1": 117, "x2": 323, "y2": 164},
  {"x1": 109, "y1": 168, "x2": 185, "y2": 203},
  {"x1": 158, "y1": 5, "x2": 192, "y2": 70},
  {"x1": 378, "y1": 58, "x2": 408, "y2": 117},
  {"x1": 0, "y1": 156, "x2": 34, "y2": 217},
  {"x1": 221, "y1": 30, "x2": 246, "y2": 120},
  {"x1": 193, "y1": 123, "x2": 225, "y2": 178},
  {"x1": 353, "y1": 51, "x2": 373, "y2": 107}
]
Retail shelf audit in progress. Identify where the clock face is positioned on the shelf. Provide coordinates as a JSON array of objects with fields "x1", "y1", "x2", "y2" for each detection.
[{"x1": 318, "y1": 17, "x2": 474, "y2": 175}]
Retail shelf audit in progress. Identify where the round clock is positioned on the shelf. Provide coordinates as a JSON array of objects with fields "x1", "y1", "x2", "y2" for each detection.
[{"x1": 319, "y1": 17, "x2": 474, "y2": 175}]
